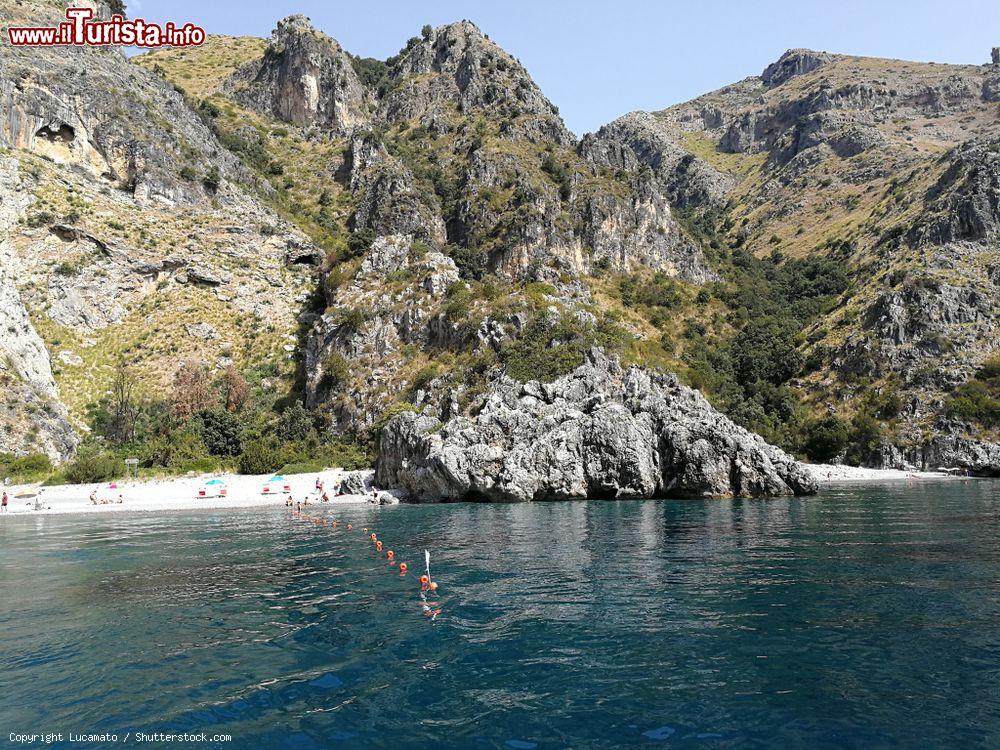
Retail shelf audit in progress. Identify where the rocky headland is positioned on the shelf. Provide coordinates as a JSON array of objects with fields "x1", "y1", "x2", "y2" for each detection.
[{"x1": 376, "y1": 349, "x2": 817, "y2": 501}]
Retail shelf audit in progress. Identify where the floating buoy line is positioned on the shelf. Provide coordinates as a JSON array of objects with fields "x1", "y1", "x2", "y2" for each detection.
[{"x1": 288, "y1": 504, "x2": 442, "y2": 620}]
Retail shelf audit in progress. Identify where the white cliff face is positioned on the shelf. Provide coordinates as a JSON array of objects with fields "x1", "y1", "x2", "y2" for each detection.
[
  {"x1": 0, "y1": 156, "x2": 78, "y2": 460},
  {"x1": 225, "y1": 15, "x2": 372, "y2": 132},
  {"x1": 0, "y1": 157, "x2": 57, "y2": 397}
]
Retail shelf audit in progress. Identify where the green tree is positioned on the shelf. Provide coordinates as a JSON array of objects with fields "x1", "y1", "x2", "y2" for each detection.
[
  {"x1": 278, "y1": 402, "x2": 314, "y2": 442},
  {"x1": 197, "y1": 409, "x2": 243, "y2": 457},
  {"x1": 802, "y1": 416, "x2": 850, "y2": 463}
]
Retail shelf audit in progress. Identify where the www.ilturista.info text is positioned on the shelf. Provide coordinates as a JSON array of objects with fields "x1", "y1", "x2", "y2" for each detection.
[{"x1": 7, "y1": 7, "x2": 205, "y2": 48}]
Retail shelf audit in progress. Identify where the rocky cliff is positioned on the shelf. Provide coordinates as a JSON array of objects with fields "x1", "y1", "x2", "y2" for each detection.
[
  {"x1": 0, "y1": 1, "x2": 320, "y2": 460},
  {"x1": 376, "y1": 349, "x2": 817, "y2": 500},
  {"x1": 579, "y1": 48, "x2": 1000, "y2": 473},
  {"x1": 224, "y1": 14, "x2": 372, "y2": 132},
  {"x1": 5, "y1": 4, "x2": 1000, "y2": 480}
]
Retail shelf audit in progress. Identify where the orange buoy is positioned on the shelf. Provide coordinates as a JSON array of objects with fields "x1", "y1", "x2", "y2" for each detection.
[
  {"x1": 429, "y1": 581, "x2": 438, "y2": 591},
  {"x1": 363, "y1": 527, "x2": 368, "y2": 533},
  {"x1": 347, "y1": 524, "x2": 353, "y2": 530},
  {"x1": 387, "y1": 550, "x2": 394, "y2": 560},
  {"x1": 332, "y1": 521, "x2": 338, "y2": 528},
  {"x1": 370, "y1": 533, "x2": 377, "y2": 542},
  {"x1": 399, "y1": 563, "x2": 408, "y2": 575},
  {"x1": 376, "y1": 541, "x2": 383, "y2": 552},
  {"x1": 419, "y1": 574, "x2": 430, "y2": 590}
]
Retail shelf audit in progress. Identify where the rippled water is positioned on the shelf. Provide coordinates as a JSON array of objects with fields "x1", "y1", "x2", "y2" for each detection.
[{"x1": 2, "y1": 481, "x2": 1000, "y2": 749}]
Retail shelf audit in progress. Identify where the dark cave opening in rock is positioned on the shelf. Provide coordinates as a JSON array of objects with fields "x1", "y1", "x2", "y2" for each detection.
[{"x1": 35, "y1": 123, "x2": 75, "y2": 143}]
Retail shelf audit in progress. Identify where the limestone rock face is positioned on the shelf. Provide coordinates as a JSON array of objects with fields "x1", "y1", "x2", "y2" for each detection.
[
  {"x1": 0, "y1": 30, "x2": 247, "y2": 205},
  {"x1": 762, "y1": 49, "x2": 836, "y2": 87},
  {"x1": 0, "y1": 157, "x2": 77, "y2": 461},
  {"x1": 912, "y1": 136, "x2": 1000, "y2": 245},
  {"x1": 580, "y1": 112, "x2": 734, "y2": 208},
  {"x1": 345, "y1": 132, "x2": 447, "y2": 244},
  {"x1": 376, "y1": 350, "x2": 817, "y2": 501},
  {"x1": 225, "y1": 15, "x2": 371, "y2": 131},
  {"x1": 382, "y1": 21, "x2": 571, "y2": 145}
]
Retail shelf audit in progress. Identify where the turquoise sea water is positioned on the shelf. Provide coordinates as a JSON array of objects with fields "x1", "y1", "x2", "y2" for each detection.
[{"x1": 1, "y1": 481, "x2": 999, "y2": 749}]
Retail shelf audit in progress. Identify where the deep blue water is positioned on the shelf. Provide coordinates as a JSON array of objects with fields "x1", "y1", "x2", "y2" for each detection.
[{"x1": 1, "y1": 481, "x2": 999, "y2": 749}]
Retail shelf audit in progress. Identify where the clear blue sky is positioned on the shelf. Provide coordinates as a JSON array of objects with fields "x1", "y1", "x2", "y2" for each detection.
[{"x1": 126, "y1": 0, "x2": 1000, "y2": 135}]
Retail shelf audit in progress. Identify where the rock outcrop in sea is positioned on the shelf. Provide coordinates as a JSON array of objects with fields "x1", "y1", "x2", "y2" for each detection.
[{"x1": 376, "y1": 350, "x2": 818, "y2": 501}]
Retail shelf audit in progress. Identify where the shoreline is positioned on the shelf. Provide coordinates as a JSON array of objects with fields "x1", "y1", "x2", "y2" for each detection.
[
  {"x1": 0, "y1": 464, "x2": 979, "y2": 519},
  {"x1": 0, "y1": 468, "x2": 376, "y2": 517},
  {"x1": 806, "y1": 463, "x2": 965, "y2": 483}
]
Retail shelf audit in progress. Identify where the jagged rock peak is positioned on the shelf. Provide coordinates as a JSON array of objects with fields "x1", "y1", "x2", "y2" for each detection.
[
  {"x1": 224, "y1": 14, "x2": 371, "y2": 131},
  {"x1": 761, "y1": 48, "x2": 837, "y2": 87},
  {"x1": 382, "y1": 20, "x2": 573, "y2": 144}
]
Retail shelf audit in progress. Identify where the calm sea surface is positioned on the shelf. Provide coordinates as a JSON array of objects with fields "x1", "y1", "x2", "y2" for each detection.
[{"x1": 1, "y1": 481, "x2": 999, "y2": 749}]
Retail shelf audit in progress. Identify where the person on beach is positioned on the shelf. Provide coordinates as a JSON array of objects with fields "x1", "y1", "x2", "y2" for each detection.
[
  {"x1": 321, "y1": 492, "x2": 329, "y2": 503},
  {"x1": 89, "y1": 489, "x2": 98, "y2": 505},
  {"x1": 315, "y1": 476, "x2": 323, "y2": 492},
  {"x1": 286, "y1": 494, "x2": 293, "y2": 507},
  {"x1": 1, "y1": 491, "x2": 7, "y2": 512},
  {"x1": 117, "y1": 494, "x2": 123, "y2": 504}
]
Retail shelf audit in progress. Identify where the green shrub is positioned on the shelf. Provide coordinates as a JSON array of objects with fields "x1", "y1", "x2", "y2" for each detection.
[
  {"x1": 445, "y1": 244, "x2": 487, "y2": 280},
  {"x1": 0, "y1": 452, "x2": 53, "y2": 481},
  {"x1": 278, "y1": 460, "x2": 326, "y2": 475},
  {"x1": 237, "y1": 439, "x2": 284, "y2": 475},
  {"x1": 203, "y1": 165, "x2": 221, "y2": 192},
  {"x1": 63, "y1": 445, "x2": 119, "y2": 484},
  {"x1": 947, "y1": 357, "x2": 1000, "y2": 427},
  {"x1": 801, "y1": 416, "x2": 850, "y2": 463},
  {"x1": 346, "y1": 228, "x2": 375, "y2": 259},
  {"x1": 321, "y1": 352, "x2": 351, "y2": 391},
  {"x1": 502, "y1": 316, "x2": 588, "y2": 383}
]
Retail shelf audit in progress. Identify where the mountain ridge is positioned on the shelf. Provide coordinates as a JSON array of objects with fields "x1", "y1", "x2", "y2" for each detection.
[{"x1": 2, "y1": 4, "x2": 999, "y2": 480}]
